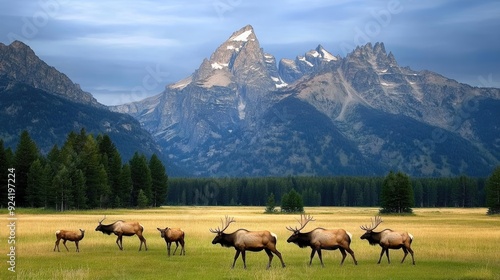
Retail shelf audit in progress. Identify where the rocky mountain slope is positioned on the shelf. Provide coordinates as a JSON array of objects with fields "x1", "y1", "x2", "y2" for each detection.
[
  {"x1": 0, "y1": 42, "x2": 162, "y2": 162},
  {"x1": 112, "y1": 25, "x2": 500, "y2": 177}
]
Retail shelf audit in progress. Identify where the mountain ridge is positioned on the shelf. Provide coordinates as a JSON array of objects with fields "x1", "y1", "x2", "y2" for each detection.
[{"x1": 111, "y1": 25, "x2": 500, "y2": 177}]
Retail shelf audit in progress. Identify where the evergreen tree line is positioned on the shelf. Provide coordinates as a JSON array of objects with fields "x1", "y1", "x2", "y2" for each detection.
[
  {"x1": 167, "y1": 175, "x2": 487, "y2": 208},
  {"x1": 0, "y1": 130, "x2": 168, "y2": 210}
]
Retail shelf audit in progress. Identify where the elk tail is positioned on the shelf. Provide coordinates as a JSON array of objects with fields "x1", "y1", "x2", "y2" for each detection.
[
  {"x1": 346, "y1": 231, "x2": 353, "y2": 242},
  {"x1": 140, "y1": 224, "x2": 145, "y2": 233},
  {"x1": 271, "y1": 232, "x2": 278, "y2": 243},
  {"x1": 409, "y1": 233, "x2": 414, "y2": 244}
]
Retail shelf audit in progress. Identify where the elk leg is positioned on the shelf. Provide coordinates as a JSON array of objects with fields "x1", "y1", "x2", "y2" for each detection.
[
  {"x1": 116, "y1": 235, "x2": 123, "y2": 250},
  {"x1": 401, "y1": 247, "x2": 408, "y2": 263},
  {"x1": 173, "y1": 241, "x2": 179, "y2": 255},
  {"x1": 180, "y1": 239, "x2": 185, "y2": 255},
  {"x1": 377, "y1": 248, "x2": 385, "y2": 264},
  {"x1": 271, "y1": 248, "x2": 286, "y2": 268},
  {"x1": 385, "y1": 248, "x2": 390, "y2": 264},
  {"x1": 241, "y1": 250, "x2": 247, "y2": 269},
  {"x1": 346, "y1": 247, "x2": 358, "y2": 265},
  {"x1": 75, "y1": 241, "x2": 80, "y2": 252},
  {"x1": 264, "y1": 248, "x2": 274, "y2": 269},
  {"x1": 63, "y1": 240, "x2": 69, "y2": 251},
  {"x1": 309, "y1": 249, "x2": 316, "y2": 266},
  {"x1": 339, "y1": 248, "x2": 347, "y2": 265},
  {"x1": 167, "y1": 241, "x2": 171, "y2": 256},
  {"x1": 408, "y1": 247, "x2": 415, "y2": 265},
  {"x1": 317, "y1": 249, "x2": 325, "y2": 267},
  {"x1": 232, "y1": 250, "x2": 241, "y2": 269},
  {"x1": 54, "y1": 239, "x2": 60, "y2": 252},
  {"x1": 138, "y1": 235, "x2": 147, "y2": 251}
]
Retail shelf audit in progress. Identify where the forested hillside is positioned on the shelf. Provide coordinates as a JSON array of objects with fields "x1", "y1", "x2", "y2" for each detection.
[{"x1": 0, "y1": 130, "x2": 168, "y2": 209}]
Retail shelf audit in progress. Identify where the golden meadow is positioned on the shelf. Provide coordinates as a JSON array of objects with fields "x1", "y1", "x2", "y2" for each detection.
[{"x1": 1, "y1": 207, "x2": 499, "y2": 279}]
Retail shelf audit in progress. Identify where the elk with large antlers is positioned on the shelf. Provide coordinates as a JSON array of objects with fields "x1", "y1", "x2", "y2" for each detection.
[
  {"x1": 95, "y1": 216, "x2": 147, "y2": 251},
  {"x1": 360, "y1": 216, "x2": 415, "y2": 265},
  {"x1": 286, "y1": 214, "x2": 357, "y2": 267},
  {"x1": 210, "y1": 216, "x2": 286, "y2": 269}
]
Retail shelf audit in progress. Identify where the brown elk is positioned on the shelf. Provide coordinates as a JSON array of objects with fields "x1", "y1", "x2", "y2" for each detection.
[
  {"x1": 53, "y1": 229, "x2": 85, "y2": 252},
  {"x1": 95, "y1": 216, "x2": 147, "y2": 251},
  {"x1": 157, "y1": 227, "x2": 186, "y2": 256},
  {"x1": 286, "y1": 214, "x2": 358, "y2": 267},
  {"x1": 210, "y1": 216, "x2": 286, "y2": 269},
  {"x1": 360, "y1": 216, "x2": 415, "y2": 265}
]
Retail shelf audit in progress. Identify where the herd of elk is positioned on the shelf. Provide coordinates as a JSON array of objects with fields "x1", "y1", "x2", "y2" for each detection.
[
  {"x1": 286, "y1": 214, "x2": 357, "y2": 267},
  {"x1": 53, "y1": 214, "x2": 415, "y2": 268},
  {"x1": 210, "y1": 216, "x2": 286, "y2": 269},
  {"x1": 53, "y1": 229, "x2": 85, "y2": 252},
  {"x1": 95, "y1": 216, "x2": 148, "y2": 251},
  {"x1": 157, "y1": 227, "x2": 186, "y2": 256},
  {"x1": 360, "y1": 216, "x2": 415, "y2": 265}
]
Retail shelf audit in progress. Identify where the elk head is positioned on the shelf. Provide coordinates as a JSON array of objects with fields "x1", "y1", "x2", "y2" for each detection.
[
  {"x1": 209, "y1": 216, "x2": 235, "y2": 246},
  {"x1": 95, "y1": 215, "x2": 106, "y2": 232},
  {"x1": 360, "y1": 216, "x2": 383, "y2": 244},
  {"x1": 157, "y1": 227, "x2": 169, "y2": 238},
  {"x1": 286, "y1": 214, "x2": 315, "y2": 244}
]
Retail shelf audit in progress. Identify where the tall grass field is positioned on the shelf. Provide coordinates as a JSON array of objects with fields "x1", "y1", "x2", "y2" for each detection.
[{"x1": 1, "y1": 207, "x2": 499, "y2": 279}]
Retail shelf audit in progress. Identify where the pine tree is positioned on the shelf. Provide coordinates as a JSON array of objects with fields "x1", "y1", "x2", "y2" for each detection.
[
  {"x1": 120, "y1": 164, "x2": 133, "y2": 207},
  {"x1": 265, "y1": 193, "x2": 276, "y2": 213},
  {"x1": 486, "y1": 166, "x2": 500, "y2": 215},
  {"x1": 281, "y1": 189, "x2": 304, "y2": 213},
  {"x1": 27, "y1": 159, "x2": 48, "y2": 207},
  {"x1": 52, "y1": 166, "x2": 73, "y2": 211},
  {"x1": 98, "y1": 135, "x2": 122, "y2": 206},
  {"x1": 137, "y1": 189, "x2": 149, "y2": 208},
  {"x1": 80, "y1": 135, "x2": 109, "y2": 208},
  {"x1": 130, "y1": 152, "x2": 152, "y2": 207},
  {"x1": 149, "y1": 154, "x2": 168, "y2": 207},
  {"x1": 73, "y1": 169, "x2": 87, "y2": 209},
  {"x1": 14, "y1": 131, "x2": 40, "y2": 206},
  {"x1": 380, "y1": 171, "x2": 414, "y2": 214}
]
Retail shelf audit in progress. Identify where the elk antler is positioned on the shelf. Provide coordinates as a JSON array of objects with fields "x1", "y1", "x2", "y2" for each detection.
[
  {"x1": 98, "y1": 215, "x2": 106, "y2": 224},
  {"x1": 286, "y1": 214, "x2": 315, "y2": 232},
  {"x1": 360, "y1": 216, "x2": 383, "y2": 231},
  {"x1": 209, "y1": 215, "x2": 235, "y2": 234}
]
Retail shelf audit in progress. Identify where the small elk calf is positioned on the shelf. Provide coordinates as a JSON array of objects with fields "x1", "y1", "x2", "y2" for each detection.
[
  {"x1": 157, "y1": 227, "x2": 186, "y2": 256},
  {"x1": 360, "y1": 216, "x2": 415, "y2": 265},
  {"x1": 286, "y1": 214, "x2": 357, "y2": 267},
  {"x1": 53, "y1": 229, "x2": 85, "y2": 252}
]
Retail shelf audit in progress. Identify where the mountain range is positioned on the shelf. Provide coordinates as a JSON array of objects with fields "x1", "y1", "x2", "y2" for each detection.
[
  {"x1": 112, "y1": 25, "x2": 500, "y2": 177},
  {"x1": 1, "y1": 25, "x2": 499, "y2": 177},
  {"x1": 0, "y1": 41, "x2": 162, "y2": 161}
]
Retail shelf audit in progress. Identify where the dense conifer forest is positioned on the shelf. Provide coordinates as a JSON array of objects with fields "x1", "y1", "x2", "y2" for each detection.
[{"x1": 1, "y1": 130, "x2": 492, "y2": 210}]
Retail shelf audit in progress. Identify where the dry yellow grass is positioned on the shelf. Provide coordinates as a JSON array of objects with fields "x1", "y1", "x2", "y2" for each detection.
[{"x1": 1, "y1": 207, "x2": 499, "y2": 279}]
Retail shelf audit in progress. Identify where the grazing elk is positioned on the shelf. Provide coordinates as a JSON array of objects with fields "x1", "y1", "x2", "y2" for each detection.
[
  {"x1": 360, "y1": 216, "x2": 415, "y2": 265},
  {"x1": 53, "y1": 229, "x2": 85, "y2": 252},
  {"x1": 210, "y1": 216, "x2": 286, "y2": 269},
  {"x1": 286, "y1": 214, "x2": 358, "y2": 267},
  {"x1": 95, "y1": 216, "x2": 147, "y2": 251},
  {"x1": 157, "y1": 227, "x2": 186, "y2": 256}
]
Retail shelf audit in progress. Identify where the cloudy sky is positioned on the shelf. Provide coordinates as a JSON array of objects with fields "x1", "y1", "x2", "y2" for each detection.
[{"x1": 1, "y1": 0, "x2": 499, "y2": 105}]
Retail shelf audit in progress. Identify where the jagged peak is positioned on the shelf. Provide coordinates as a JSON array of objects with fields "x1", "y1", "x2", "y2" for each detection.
[
  {"x1": 315, "y1": 44, "x2": 337, "y2": 61},
  {"x1": 227, "y1": 24, "x2": 256, "y2": 42}
]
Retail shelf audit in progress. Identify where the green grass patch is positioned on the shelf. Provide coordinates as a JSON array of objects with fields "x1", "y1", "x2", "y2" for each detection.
[{"x1": 1, "y1": 207, "x2": 499, "y2": 279}]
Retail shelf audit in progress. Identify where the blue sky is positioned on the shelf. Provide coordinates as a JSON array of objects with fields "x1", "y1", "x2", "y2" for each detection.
[{"x1": 1, "y1": 0, "x2": 499, "y2": 105}]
